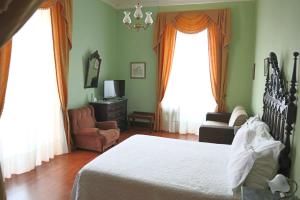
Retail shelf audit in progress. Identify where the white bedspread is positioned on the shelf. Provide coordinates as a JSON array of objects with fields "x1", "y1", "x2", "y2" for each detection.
[{"x1": 72, "y1": 135, "x2": 234, "y2": 200}]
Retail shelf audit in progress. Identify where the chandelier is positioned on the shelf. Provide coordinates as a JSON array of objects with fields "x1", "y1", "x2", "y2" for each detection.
[{"x1": 122, "y1": 1, "x2": 153, "y2": 30}]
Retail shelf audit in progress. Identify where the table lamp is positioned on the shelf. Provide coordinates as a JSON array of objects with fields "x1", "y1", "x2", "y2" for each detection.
[{"x1": 268, "y1": 174, "x2": 298, "y2": 199}]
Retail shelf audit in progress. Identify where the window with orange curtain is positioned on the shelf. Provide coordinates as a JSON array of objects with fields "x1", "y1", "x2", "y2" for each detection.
[
  {"x1": 0, "y1": 9, "x2": 67, "y2": 178},
  {"x1": 161, "y1": 30, "x2": 216, "y2": 134}
]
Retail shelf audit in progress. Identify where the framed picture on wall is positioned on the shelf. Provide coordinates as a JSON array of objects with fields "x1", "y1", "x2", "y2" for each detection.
[
  {"x1": 130, "y1": 62, "x2": 146, "y2": 79},
  {"x1": 264, "y1": 58, "x2": 270, "y2": 76}
]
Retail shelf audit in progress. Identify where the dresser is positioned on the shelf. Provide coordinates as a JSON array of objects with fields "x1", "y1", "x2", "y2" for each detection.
[{"x1": 90, "y1": 99, "x2": 128, "y2": 131}]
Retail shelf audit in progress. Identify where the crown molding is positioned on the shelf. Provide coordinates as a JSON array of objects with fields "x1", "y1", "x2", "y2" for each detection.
[
  {"x1": 101, "y1": 0, "x2": 118, "y2": 8},
  {"x1": 101, "y1": 0, "x2": 253, "y2": 9}
]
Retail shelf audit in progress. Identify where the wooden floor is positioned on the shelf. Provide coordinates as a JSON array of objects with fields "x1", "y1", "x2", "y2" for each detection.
[{"x1": 4, "y1": 129, "x2": 198, "y2": 200}]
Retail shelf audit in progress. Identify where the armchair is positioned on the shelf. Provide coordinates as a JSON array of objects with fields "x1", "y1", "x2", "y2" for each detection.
[
  {"x1": 199, "y1": 106, "x2": 248, "y2": 144},
  {"x1": 68, "y1": 105, "x2": 120, "y2": 152}
]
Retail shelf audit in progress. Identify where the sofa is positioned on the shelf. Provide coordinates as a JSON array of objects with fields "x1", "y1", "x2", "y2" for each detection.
[
  {"x1": 69, "y1": 105, "x2": 120, "y2": 152},
  {"x1": 199, "y1": 106, "x2": 248, "y2": 144}
]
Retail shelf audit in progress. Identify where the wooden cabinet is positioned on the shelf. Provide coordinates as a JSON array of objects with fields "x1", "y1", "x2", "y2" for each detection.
[{"x1": 90, "y1": 99, "x2": 128, "y2": 131}]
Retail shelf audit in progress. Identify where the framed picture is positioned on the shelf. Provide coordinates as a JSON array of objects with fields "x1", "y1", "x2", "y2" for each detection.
[
  {"x1": 264, "y1": 58, "x2": 270, "y2": 76},
  {"x1": 130, "y1": 62, "x2": 146, "y2": 79}
]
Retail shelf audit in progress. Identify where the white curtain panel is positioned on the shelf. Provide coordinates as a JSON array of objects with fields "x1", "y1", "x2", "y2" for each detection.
[
  {"x1": 161, "y1": 30, "x2": 216, "y2": 134},
  {"x1": 0, "y1": 9, "x2": 67, "y2": 178}
]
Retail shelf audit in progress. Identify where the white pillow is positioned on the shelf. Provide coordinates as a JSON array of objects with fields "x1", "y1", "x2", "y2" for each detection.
[
  {"x1": 230, "y1": 116, "x2": 270, "y2": 152},
  {"x1": 227, "y1": 118, "x2": 284, "y2": 191},
  {"x1": 227, "y1": 144, "x2": 256, "y2": 189},
  {"x1": 244, "y1": 141, "x2": 283, "y2": 189},
  {"x1": 228, "y1": 125, "x2": 257, "y2": 189},
  {"x1": 228, "y1": 106, "x2": 248, "y2": 127}
]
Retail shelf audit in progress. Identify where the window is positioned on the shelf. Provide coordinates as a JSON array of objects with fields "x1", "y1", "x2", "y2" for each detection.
[
  {"x1": 0, "y1": 9, "x2": 67, "y2": 178},
  {"x1": 161, "y1": 30, "x2": 216, "y2": 134}
]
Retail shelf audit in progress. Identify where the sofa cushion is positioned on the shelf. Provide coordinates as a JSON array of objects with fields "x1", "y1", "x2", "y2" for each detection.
[
  {"x1": 228, "y1": 106, "x2": 248, "y2": 127},
  {"x1": 202, "y1": 120, "x2": 228, "y2": 127}
]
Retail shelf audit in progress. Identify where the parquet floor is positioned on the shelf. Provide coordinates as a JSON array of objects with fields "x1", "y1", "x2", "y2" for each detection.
[{"x1": 4, "y1": 128, "x2": 198, "y2": 200}]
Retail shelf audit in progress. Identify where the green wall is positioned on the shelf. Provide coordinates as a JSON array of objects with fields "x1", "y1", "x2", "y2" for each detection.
[
  {"x1": 116, "y1": 8, "x2": 157, "y2": 113},
  {"x1": 68, "y1": 1, "x2": 256, "y2": 114},
  {"x1": 116, "y1": 1, "x2": 256, "y2": 114},
  {"x1": 68, "y1": 0, "x2": 118, "y2": 109},
  {"x1": 251, "y1": 0, "x2": 300, "y2": 196}
]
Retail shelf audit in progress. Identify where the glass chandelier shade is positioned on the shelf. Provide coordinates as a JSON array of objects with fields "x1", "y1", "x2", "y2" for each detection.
[
  {"x1": 134, "y1": 3, "x2": 143, "y2": 19},
  {"x1": 145, "y1": 11, "x2": 153, "y2": 24},
  {"x1": 123, "y1": 1, "x2": 153, "y2": 30},
  {"x1": 123, "y1": 11, "x2": 131, "y2": 24}
]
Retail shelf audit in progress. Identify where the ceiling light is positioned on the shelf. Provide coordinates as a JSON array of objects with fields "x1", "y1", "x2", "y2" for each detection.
[{"x1": 123, "y1": 1, "x2": 153, "y2": 30}]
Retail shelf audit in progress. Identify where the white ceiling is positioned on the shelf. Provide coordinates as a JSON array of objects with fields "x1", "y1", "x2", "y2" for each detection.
[{"x1": 101, "y1": 0, "x2": 252, "y2": 9}]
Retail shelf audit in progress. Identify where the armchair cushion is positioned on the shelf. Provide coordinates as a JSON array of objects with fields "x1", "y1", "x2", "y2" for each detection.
[
  {"x1": 75, "y1": 128, "x2": 99, "y2": 135},
  {"x1": 95, "y1": 121, "x2": 118, "y2": 130}
]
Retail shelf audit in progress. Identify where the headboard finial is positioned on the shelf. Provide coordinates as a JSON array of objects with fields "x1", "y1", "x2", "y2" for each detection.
[
  {"x1": 270, "y1": 52, "x2": 278, "y2": 64},
  {"x1": 289, "y1": 52, "x2": 299, "y2": 103}
]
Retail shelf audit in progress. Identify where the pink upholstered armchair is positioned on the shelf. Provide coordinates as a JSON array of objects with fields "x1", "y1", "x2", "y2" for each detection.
[{"x1": 68, "y1": 105, "x2": 120, "y2": 152}]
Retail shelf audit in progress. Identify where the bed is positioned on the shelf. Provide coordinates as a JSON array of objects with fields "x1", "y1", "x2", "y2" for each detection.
[
  {"x1": 72, "y1": 135, "x2": 233, "y2": 200},
  {"x1": 72, "y1": 52, "x2": 299, "y2": 200}
]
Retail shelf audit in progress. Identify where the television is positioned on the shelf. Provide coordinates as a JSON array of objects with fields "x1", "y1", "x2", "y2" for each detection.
[{"x1": 104, "y1": 80, "x2": 125, "y2": 99}]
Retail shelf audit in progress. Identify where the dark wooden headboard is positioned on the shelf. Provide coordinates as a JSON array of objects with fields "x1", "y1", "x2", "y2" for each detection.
[{"x1": 262, "y1": 52, "x2": 299, "y2": 177}]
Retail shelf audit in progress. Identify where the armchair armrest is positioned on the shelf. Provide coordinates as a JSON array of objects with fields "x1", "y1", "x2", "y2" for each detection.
[
  {"x1": 73, "y1": 128, "x2": 104, "y2": 152},
  {"x1": 199, "y1": 125, "x2": 235, "y2": 144},
  {"x1": 95, "y1": 121, "x2": 118, "y2": 130},
  {"x1": 206, "y1": 112, "x2": 232, "y2": 123}
]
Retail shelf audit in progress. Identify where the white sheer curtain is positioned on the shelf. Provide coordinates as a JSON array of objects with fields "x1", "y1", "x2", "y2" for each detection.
[
  {"x1": 0, "y1": 9, "x2": 67, "y2": 178},
  {"x1": 161, "y1": 30, "x2": 216, "y2": 134}
]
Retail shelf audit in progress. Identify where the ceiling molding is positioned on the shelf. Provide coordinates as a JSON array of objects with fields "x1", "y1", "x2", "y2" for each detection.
[{"x1": 101, "y1": 0, "x2": 253, "y2": 9}]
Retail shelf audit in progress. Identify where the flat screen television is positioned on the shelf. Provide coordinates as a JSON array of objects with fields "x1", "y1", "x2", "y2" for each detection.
[{"x1": 104, "y1": 80, "x2": 125, "y2": 99}]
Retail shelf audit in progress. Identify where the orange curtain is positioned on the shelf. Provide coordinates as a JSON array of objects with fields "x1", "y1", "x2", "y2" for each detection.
[
  {"x1": 0, "y1": 1, "x2": 42, "y2": 198},
  {"x1": 0, "y1": 40, "x2": 11, "y2": 200},
  {"x1": 50, "y1": 0, "x2": 73, "y2": 151},
  {"x1": 41, "y1": 0, "x2": 72, "y2": 151},
  {"x1": 0, "y1": 41, "x2": 12, "y2": 117},
  {"x1": 0, "y1": 0, "x2": 72, "y2": 196},
  {"x1": 0, "y1": 0, "x2": 72, "y2": 152},
  {"x1": 40, "y1": 0, "x2": 73, "y2": 151},
  {"x1": 0, "y1": 0, "x2": 46, "y2": 47},
  {"x1": 153, "y1": 9, "x2": 231, "y2": 130},
  {"x1": 154, "y1": 24, "x2": 177, "y2": 130},
  {"x1": 207, "y1": 10, "x2": 231, "y2": 112}
]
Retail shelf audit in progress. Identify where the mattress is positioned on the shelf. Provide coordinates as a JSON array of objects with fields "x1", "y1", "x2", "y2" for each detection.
[{"x1": 72, "y1": 135, "x2": 234, "y2": 200}]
